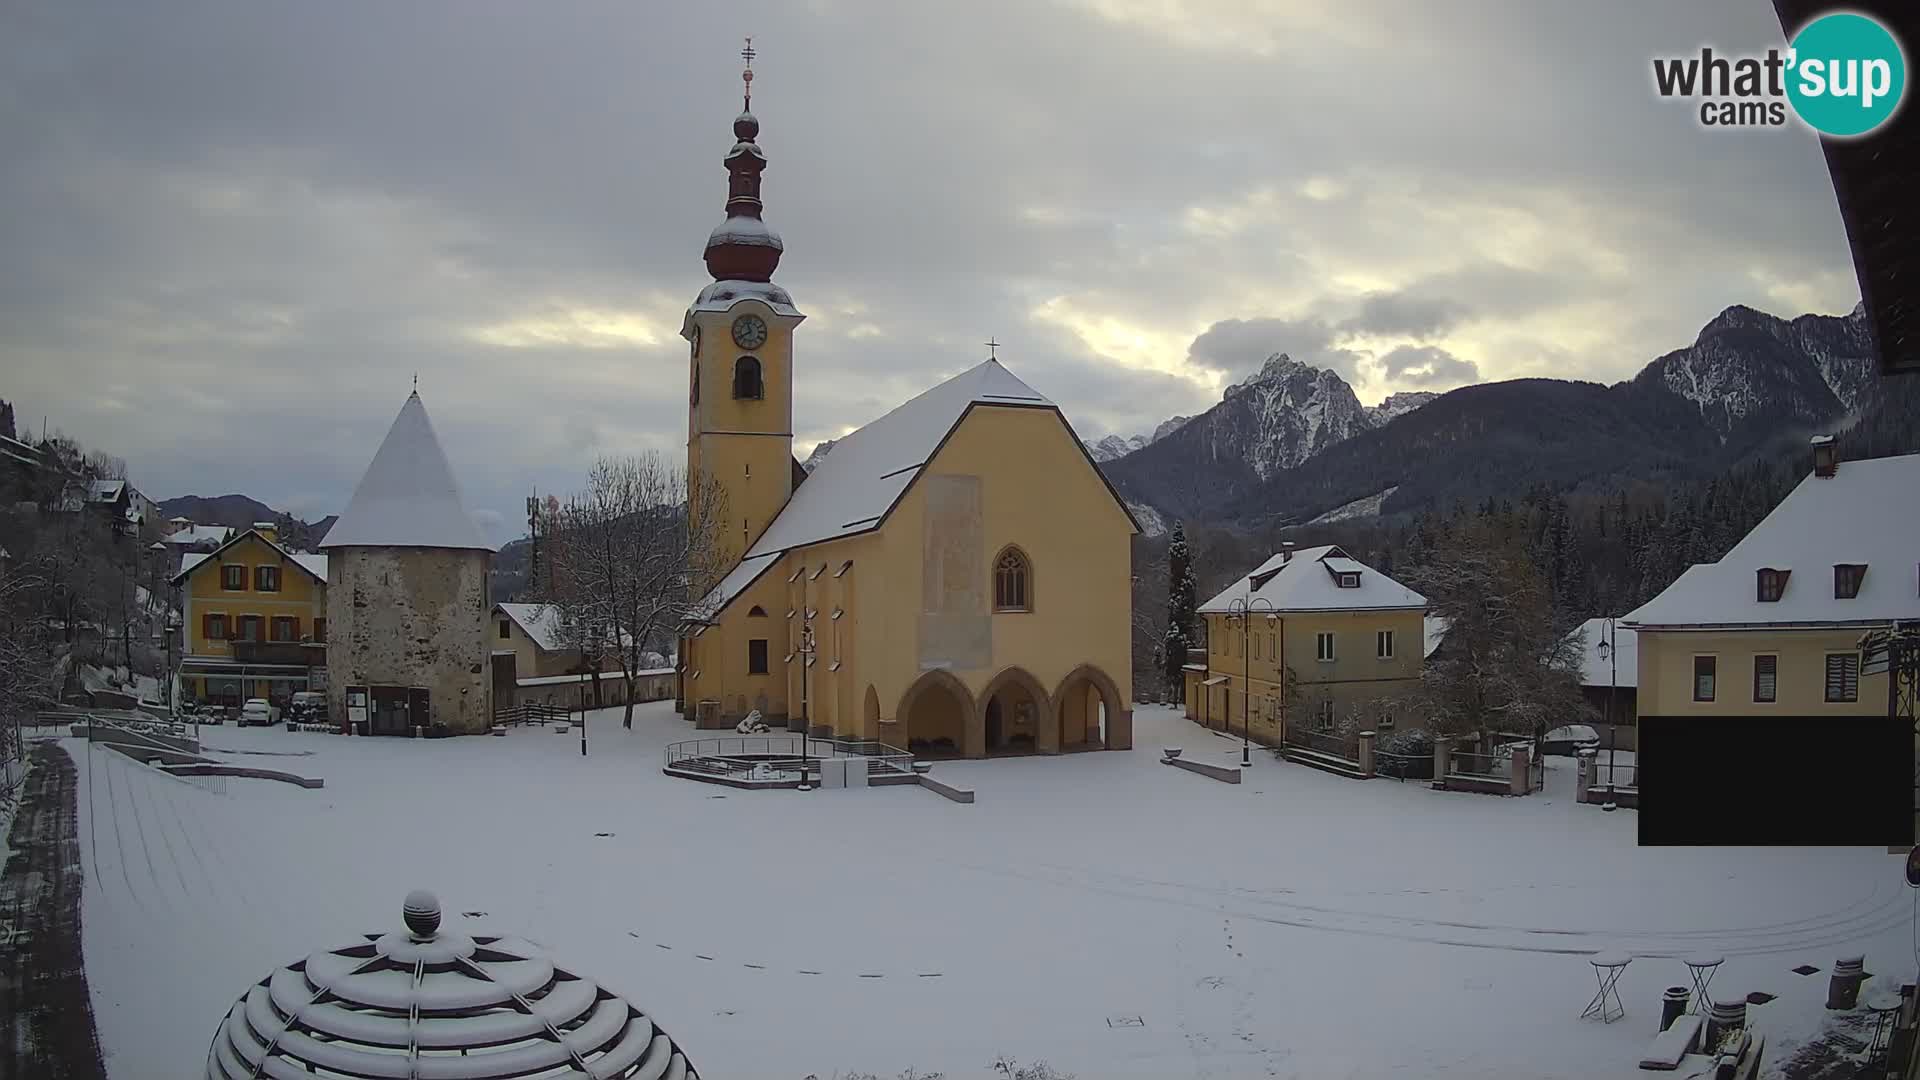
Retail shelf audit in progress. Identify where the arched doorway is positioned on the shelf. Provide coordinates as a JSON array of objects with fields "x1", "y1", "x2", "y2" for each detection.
[
  {"x1": 863, "y1": 684, "x2": 881, "y2": 741},
  {"x1": 897, "y1": 671, "x2": 973, "y2": 758},
  {"x1": 1054, "y1": 664, "x2": 1129, "y2": 751},
  {"x1": 978, "y1": 667, "x2": 1052, "y2": 755}
]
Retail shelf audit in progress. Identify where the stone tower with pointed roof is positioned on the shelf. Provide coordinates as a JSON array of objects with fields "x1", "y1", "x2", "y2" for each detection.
[
  {"x1": 321, "y1": 392, "x2": 497, "y2": 735},
  {"x1": 672, "y1": 47, "x2": 1139, "y2": 756}
]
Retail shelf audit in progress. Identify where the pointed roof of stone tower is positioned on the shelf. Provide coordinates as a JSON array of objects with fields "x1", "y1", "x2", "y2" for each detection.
[{"x1": 320, "y1": 391, "x2": 495, "y2": 552}]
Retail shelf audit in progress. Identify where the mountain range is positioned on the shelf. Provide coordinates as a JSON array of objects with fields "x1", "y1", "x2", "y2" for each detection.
[
  {"x1": 155, "y1": 493, "x2": 337, "y2": 549},
  {"x1": 1104, "y1": 302, "x2": 1876, "y2": 528}
]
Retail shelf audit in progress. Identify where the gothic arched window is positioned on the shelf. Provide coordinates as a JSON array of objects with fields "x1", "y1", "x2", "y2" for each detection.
[
  {"x1": 993, "y1": 546, "x2": 1031, "y2": 612},
  {"x1": 733, "y1": 356, "x2": 763, "y2": 400}
]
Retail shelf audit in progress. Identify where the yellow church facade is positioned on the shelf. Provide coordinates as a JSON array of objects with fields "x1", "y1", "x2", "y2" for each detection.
[{"x1": 674, "y1": 67, "x2": 1135, "y2": 757}]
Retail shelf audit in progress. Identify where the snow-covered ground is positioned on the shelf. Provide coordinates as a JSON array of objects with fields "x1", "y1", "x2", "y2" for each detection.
[{"x1": 67, "y1": 704, "x2": 1916, "y2": 1079}]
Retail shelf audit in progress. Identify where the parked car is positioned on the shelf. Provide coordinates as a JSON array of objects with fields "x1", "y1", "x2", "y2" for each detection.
[
  {"x1": 239, "y1": 698, "x2": 276, "y2": 727},
  {"x1": 1541, "y1": 724, "x2": 1601, "y2": 756},
  {"x1": 286, "y1": 691, "x2": 328, "y2": 725}
]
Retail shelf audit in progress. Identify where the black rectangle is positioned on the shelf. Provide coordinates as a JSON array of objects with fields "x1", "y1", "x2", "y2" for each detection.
[{"x1": 1639, "y1": 715, "x2": 1912, "y2": 846}]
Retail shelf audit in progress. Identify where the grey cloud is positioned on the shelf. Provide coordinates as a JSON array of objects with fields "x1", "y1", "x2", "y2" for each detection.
[
  {"x1": 0, "y1": 0, "x2": 1860, "y2": 537},
  {"x1": 1341, "y1": 291, "x2": 1468, "y2": 338},
  {"x1": 1378, "y1": 345, "x2": 1481, "y2": 387},
  {"x1": 1187, "y1": 317, "x2": 1367, "y2": 384}
]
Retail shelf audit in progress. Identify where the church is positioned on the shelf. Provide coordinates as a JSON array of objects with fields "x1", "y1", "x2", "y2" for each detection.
[{"x1": 675, "y1": 51, "x2": 1136, "y2": 757}]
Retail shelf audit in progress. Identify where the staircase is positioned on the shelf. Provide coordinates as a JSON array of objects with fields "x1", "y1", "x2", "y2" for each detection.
[{"x1": 1279, "y1": 744, "x2": 1370, "y2": 780}]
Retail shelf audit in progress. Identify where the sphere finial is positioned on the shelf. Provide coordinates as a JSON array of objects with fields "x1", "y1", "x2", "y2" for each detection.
[{"x1": 402, "y1": 889, "x2": 441, "y2": 938}]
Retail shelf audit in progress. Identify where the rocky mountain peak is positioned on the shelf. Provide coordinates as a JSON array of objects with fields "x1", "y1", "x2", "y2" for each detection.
[{"x1": 1366, "y1": 391, "x2": 1440, "y2": 427}]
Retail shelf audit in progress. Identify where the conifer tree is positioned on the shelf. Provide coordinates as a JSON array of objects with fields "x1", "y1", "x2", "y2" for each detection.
[{"x1": 1161, "y1": 522, "x2": 1198, "y2": 694}]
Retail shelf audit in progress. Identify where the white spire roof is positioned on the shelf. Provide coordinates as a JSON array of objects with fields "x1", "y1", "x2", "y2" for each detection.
[{"x1": 321, "y1": 392, "x2": 495, "y2": 552}]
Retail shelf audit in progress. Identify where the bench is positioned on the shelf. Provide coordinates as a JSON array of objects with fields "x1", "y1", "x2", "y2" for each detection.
[{"x1": 1640, "y1": 1014, "x2": 1704, "y2": 1070}]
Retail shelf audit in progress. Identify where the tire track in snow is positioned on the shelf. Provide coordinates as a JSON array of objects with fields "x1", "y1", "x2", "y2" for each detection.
[
  {"x1": 93, "y1": 744, "x2": 154, "y2": 922},
  {"x1": 123, "y1": 755, "x2": 195, "y2": 909},
  {"x1": 956, "y1": 860, "x2": 1912, "y2": 961},
  {"x1": 1049, "y1": 863, "x2": 1902, "y2": 947}
]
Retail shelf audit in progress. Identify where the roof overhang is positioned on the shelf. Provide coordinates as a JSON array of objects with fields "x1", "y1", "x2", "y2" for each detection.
[
  {"x1": 1624, "y1": 620, "x2": 1902, "y2": 632},
  {"x1": 1772, "y1": 0, "x2": 1918, "y2": 374}
]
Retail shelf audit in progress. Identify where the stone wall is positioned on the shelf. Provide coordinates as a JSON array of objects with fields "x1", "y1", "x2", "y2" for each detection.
[{"x1": 327, "y1": 546, "x2": 492, "y2": 734}]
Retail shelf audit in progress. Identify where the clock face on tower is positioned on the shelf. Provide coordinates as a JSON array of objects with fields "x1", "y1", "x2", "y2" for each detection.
[{"x1": 731, "y1": 314, "x2": 768, "y2": 350}]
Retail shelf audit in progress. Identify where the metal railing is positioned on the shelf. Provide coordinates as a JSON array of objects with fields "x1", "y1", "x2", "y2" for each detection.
[
  {"x1": 663, "y1": 735, "x2": 914, "y2": 778},
  {"x1": 1373, "y1": 749, "x2": 1433, "y2": 781},
  {"x1": 1284, "y1": 728, "x2": 1360, "y2": 763},
  {"x1": 1592, "y1": 758, "x2": 1638, "y2": 790},
  {"x1": 494, "y1": 703, "x2": 569, "y2": 727}
]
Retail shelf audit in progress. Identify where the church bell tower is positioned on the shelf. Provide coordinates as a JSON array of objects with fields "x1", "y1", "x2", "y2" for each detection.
[{"x1": 682, "y1": 38, "x2": 803, "y2": 564}]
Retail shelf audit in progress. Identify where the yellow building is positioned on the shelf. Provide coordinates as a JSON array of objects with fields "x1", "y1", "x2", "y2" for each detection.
[
  {"x1": 1623, "y1": 445, "x2": 1917, "y2": 720},
  {"x1": 1184, "y1": 545, "x2": 1428, "y2": 748},
  {"x1": 674, "y1": 78, "x2": 1137, "y2": 757},
  {"x1": 491, "y1": 603, "x2": 673, "y2": 710},
  {"x1": 171, "y1": 524, "x2": 328, "y2": 706}
]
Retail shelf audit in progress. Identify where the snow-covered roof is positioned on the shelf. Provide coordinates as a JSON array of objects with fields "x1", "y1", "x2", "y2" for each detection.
[
  {"x1": 173, "y1": 530, "x2": 327, "y2": 585},
  {"x1": 1199, "y1": 546, "x2": 1426, "y2": 614},
  {"x1": 692, "y1": 358, "x2": 1140, "y2": 619},
  {"x1": 165, "y1": 524, "x2": 233, "y2": 547},
  {"x1": 88, "y1": 478, "x2": 125, "y2": 501},
  {"x1": 1564, "y1": 617, "x2": 1638, "y2": 689},
  {"x1": 1423, "y1": 616, "x2": 1450, "y2": 658},
  {"x1": 494, "y1": 603, "x2": 631, "y2": 652},
  {"x1": 706, "y1": 215, "x2": 784, "y2": 250},
  {"x1": 688, "y1": 278, "x2": 801, "y2": 317},
  {"x1": 1623, "y1": 453, "x2": 1920, "y2": 628},
  {"x1": 206, "y1": 890, "x2": 701, "y2": 1079},
  {"x1": 320, "y1": 392, "x2": 495, "y2": 552}
]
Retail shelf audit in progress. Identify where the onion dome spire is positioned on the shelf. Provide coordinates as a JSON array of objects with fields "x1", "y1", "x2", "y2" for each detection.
[{"x1": 704, "y1": 36, "x2": 784, "y2": 283}]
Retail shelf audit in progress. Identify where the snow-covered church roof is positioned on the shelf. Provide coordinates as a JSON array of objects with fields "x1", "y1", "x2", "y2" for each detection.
[
  {"x1": 321, "y1": 392, "x2": 495, "y2": 552},
  {"x1": 1623, "y1": 452, "x2": 1920, "y2": 629},
  {"x1": 693, "y1": 358, "x2": 1135, "y2": 617},
  {"x1": 205, "y1": 890, "x2": 699, "y2": 1079}
]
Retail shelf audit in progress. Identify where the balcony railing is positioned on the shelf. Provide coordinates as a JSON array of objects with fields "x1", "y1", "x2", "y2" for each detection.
[{"x1": 227, "y1": 640, "x2": 324, "y2": 666}]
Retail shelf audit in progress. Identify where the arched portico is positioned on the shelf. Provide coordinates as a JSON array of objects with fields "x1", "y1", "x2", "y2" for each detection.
[
  {"x1": 977, "y1": 667, "x2": 1054, "y2": 755},
  {"x1": 1053, "y1": 663, "x2": 1131, "y2": 750},
  {"x1": 897, "y1": 670, "x2": 975, "y2": 758}
]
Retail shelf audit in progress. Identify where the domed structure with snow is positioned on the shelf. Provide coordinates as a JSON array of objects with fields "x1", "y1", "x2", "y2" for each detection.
[
  {"x1": 205, "y1": 891, "x2": 700, "y2": 1078},
  {"x1": 320, "y1": 391, "x2": 497, "y2": 735}
]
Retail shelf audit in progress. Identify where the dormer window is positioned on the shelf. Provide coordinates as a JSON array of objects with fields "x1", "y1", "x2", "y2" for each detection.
[
  {"x1": 1834, "y1": 564, "x2": 1866, "y2": 599},
  {"x1": 1756, "y1": 568, "x2": 1790, "y2": 603},
  {"x1": 1336, "y1": 573, "x2": 1360, "y2": 589}
]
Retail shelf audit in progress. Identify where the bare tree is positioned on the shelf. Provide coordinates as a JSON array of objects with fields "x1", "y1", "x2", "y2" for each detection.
[
  {"x1": 536, "y1": 454, "x2": 732, "y2": 730},
  {"x1": 1404, "y1": 517, "x2": 1592, "y2": 744},
  {"x1": 0, "y1": 546, "x2": 62, "y2": 780}
]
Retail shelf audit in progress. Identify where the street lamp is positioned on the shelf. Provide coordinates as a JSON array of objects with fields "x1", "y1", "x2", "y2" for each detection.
[
  {"x1": 797, "y1": 620, "x2": 817, "y2": 786},
  {"x1": 1225, "y1": 596, "x2": 1278, "y2": 769},
  {"x1": 1595, "y1": 617, "x2": 1619, "y2": 812}
]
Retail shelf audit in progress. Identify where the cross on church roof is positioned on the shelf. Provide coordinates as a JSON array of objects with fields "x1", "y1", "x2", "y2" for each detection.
[
  {"x1": 741, "y1": 37, "x2": 755, "y2": 109},
  {"x1": 985, "y1": 337, "x2": 1000, "y2": 360}
]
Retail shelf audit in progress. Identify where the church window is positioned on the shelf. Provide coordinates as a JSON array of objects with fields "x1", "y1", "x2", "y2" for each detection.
[
  {"x1": 747, "y1": 605, "x2": 768, "y2": 617},
  {"x1": 748, "y1": 638, "x2": 769, "y2": 675},
  {"x1": 993, "y1": 546, "x2": 1031, "y2": 612},
  {"x1": 733, "y1": 356, "x2": 763, "y2": 400}
]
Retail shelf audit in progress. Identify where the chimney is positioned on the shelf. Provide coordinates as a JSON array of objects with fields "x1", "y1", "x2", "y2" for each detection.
[
  {"x1": 1282, "y1": 541, "x2": 1296, "y2": 563},
  {"x1": 253, "y1": 520, "x2": 279, "y2": 544},
  {"x1": 1811, "y1": 434, "x2": 1838, "y2": 478}
]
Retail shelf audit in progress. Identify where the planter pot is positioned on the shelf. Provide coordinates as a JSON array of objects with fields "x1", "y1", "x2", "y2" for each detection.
[
  {"x1": 911, "y1": 761, "x2": 934, "y2": 775},
  {"x1": 1163, "y1": 747, "x2": 1183, "y2": 760}
]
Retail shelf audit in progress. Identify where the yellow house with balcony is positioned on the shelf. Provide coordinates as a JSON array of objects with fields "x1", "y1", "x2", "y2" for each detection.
[
  {"x1": 1185, "y1": 544, "x2": 1428, "y2": 753},
  {"x1": 172, "y1": 524, "x2": 328, "y2": 707}
]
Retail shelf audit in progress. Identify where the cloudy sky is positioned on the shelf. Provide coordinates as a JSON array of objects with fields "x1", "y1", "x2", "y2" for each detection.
[{"x1": 1, "y1": 0, "x2": 1861, "y2": 541}]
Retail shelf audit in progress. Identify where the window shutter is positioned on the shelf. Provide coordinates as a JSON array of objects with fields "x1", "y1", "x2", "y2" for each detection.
[
  {"x1": 1753, "y1": 655, "x2": 1776, "y2": 703},
  {"x1": 1825, "y1": 653, "x2": 1859, "y2": 703}
]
